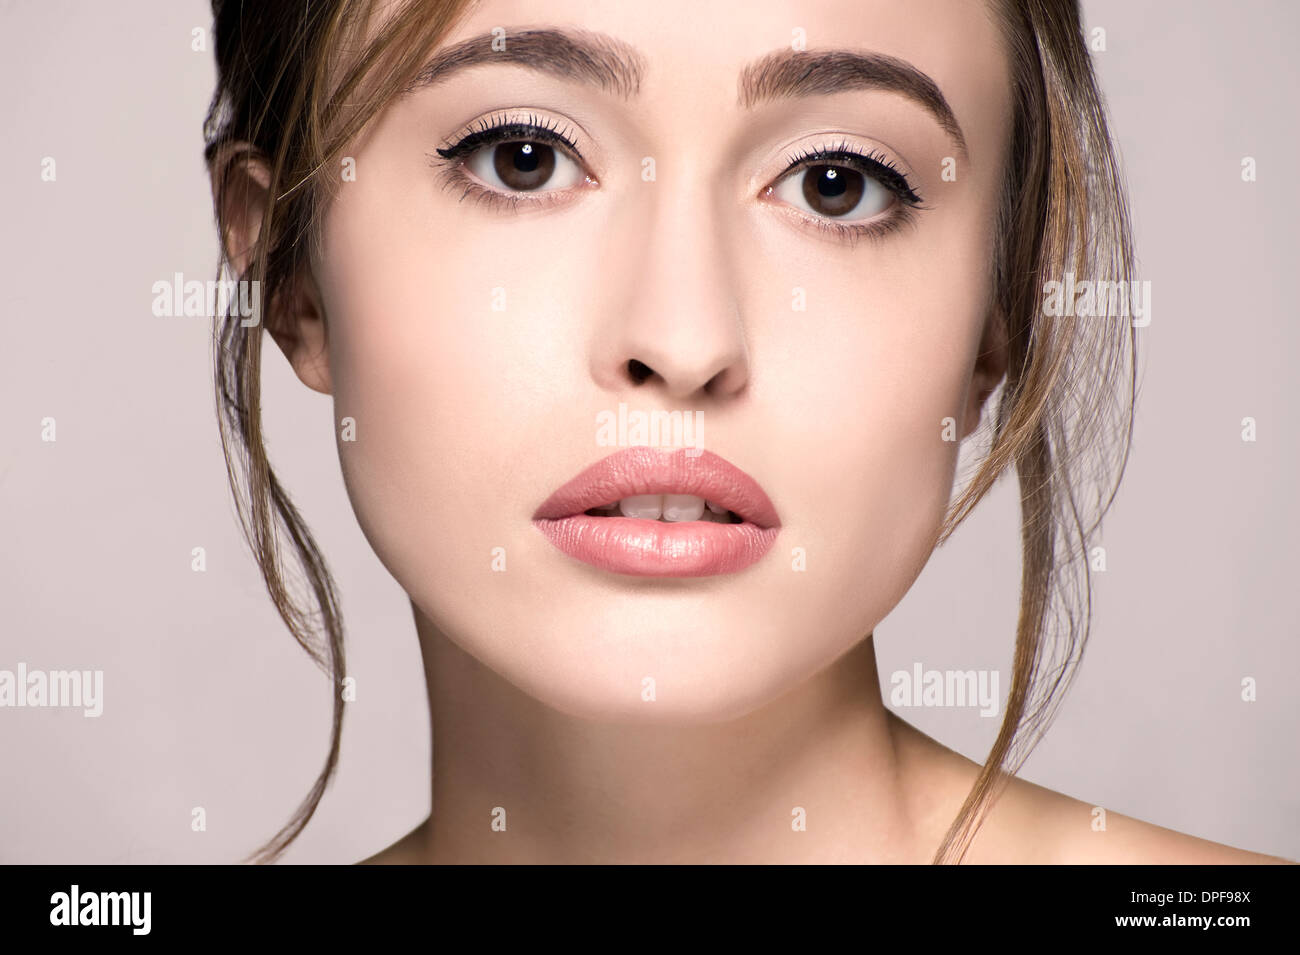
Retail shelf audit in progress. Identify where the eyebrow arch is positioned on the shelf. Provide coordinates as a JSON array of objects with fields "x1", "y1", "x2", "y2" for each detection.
[
  {"x1": 739, "y1": 49, "x2": 968, "y2": 157},
  {"x1": 407, "y1": 28, "x2": 966, "y2": 157},
  {"x1": 406, "y1": 28, "x2": 645, "y2": 99}
]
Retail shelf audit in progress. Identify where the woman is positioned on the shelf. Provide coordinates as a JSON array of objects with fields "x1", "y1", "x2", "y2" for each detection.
[{"x1": 202, "y1": 0, "x2": 1291, "y2": 863}]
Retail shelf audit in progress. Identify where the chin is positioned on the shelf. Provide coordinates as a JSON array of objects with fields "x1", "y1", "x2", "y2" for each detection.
[{"x1": 433, "y1": 588, "x2": 831, "y2": 726}]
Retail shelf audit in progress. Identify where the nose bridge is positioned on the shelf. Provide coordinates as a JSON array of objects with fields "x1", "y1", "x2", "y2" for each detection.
[{"x1": 598, "y1": 161, "x2": 750, "y2": 401}]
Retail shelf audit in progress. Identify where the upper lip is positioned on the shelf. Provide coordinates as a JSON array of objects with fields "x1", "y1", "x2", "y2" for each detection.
[{"x1": 533, "y1": 447, "x2": 781, "y2": 529}]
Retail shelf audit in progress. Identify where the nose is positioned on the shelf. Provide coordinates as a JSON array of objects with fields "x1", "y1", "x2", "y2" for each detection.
[{"x1": 590, "y1": 175, "x2": 751, "y2": 402}]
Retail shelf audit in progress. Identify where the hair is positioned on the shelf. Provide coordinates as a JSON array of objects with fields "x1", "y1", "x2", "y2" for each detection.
[{"x1": 203, "y1": 0, "x2": 1136, "y2": 864}]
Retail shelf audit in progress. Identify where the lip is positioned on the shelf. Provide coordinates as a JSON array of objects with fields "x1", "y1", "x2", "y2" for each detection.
[{"x1": 532, "y1": 447, "x2": 781, "y2": 577}]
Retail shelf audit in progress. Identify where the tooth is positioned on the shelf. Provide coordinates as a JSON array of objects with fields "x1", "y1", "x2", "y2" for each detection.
[
  {"x1": 619, "y1": 494, "x2": 663, "y2": 520},
  {"x1": 663, "y1": 494, "x2": 706, "y2": 522},
  {"x1": 705, "y1": 500, "x2": 728, "y2": 514}
]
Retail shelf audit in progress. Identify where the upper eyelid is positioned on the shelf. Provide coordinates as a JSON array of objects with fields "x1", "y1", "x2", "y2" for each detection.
[
  {"x1": 777, "y1": 136, "x2": 918, "y2": 179},
  {"x1": 437, "y1": 111, "x2": 588, "y2": 161},
  {"x1": 783, "y1": 143, "x2": 901, "y2": 175}
]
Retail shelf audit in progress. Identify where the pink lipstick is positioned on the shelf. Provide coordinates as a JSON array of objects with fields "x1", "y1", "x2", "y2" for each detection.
[{"x1": 532, "y1": 447, "x2": 780, "y2": 577}]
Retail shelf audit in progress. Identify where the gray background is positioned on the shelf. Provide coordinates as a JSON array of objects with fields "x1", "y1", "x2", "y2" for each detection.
[{"x1": 0, "y1": 0, "x2": 1295, "y2": 862}]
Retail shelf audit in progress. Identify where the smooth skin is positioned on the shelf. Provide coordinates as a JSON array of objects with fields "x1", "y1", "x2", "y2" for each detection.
[{"x1": 216, "y1": 0, "x2": 1292, "y2": 863}]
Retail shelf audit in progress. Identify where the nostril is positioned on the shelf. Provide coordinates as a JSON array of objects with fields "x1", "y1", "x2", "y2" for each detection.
[{"x1": 627, "y1": 359, "x2": 654, "y2": 384}]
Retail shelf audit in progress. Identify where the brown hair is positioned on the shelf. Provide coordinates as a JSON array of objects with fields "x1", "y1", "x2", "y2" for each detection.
[{"x1": 203, "y1": 0, "x2": 1135, "y2": 864}]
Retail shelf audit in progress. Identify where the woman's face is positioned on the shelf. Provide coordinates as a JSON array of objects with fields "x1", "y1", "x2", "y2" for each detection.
[{"x1": 301, "y1": 0, "x2": 1011, "y2": 722}]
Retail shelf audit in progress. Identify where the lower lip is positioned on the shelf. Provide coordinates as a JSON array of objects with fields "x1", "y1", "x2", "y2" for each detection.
[{"x1": 533, "y1": 515, "x2": 779, "y2": 577}]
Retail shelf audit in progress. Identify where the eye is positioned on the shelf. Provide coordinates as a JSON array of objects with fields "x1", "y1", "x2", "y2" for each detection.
[
  {"x1": 463, "y1": 139, "x2": 585, "y2": 193},
  {"x1": 435, "y1": 113, "x2": 589, "y2": 198},
  {"x1": 773, "y1": 164, "x2": 892, "y2": 221},
  {"x1": 767, "y1": 146, "x2": 923, "y2": 225}
]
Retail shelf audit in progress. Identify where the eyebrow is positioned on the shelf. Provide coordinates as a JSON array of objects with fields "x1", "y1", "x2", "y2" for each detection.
[
  {"x1": 408, "y1": 28, "x2": 967, "y2": 156},
  {"x1": 739, "y1": 49, "x2": 967, "y2": 157},
  {"x1": 407, "y1": 28, "x2": 646, "y2": 99}
]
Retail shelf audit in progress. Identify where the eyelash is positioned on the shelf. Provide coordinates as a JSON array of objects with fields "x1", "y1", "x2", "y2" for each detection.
[
  {"x1": 429, "y1": 118, "x2": 926, "y2": 244},
  {"x1": 430, "y1": 111, "x2": 587, "y2": 214},
  {"x1": 771, "y1": 140, "x2": 925, "y2": 246}
]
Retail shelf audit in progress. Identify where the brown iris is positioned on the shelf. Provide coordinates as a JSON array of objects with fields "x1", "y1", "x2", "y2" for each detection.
[
  {"x1": 800, "y1": 165, "x2": 865, "y2": 217},
  {"x1": 492, "y1": 141, "x2": 556, "y2": 191}
]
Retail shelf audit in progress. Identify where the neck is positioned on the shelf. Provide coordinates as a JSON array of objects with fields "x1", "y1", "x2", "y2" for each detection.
[{"x1": 408, "y1": 607, "x2": 935, "y2": 863}]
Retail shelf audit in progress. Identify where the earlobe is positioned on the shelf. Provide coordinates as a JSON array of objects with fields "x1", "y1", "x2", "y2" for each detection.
[
  {"x1": 208, "y1": 144, "x2": 333, "y2": 396},
  {"x1": 268, "y1": 272, "x2": 333, "y2": 396},
  {"x1": 962, "y1": 310, "x2": 1009, "y2": 438}
]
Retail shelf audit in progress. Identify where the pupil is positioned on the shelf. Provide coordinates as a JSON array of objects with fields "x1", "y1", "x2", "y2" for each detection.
[
  {"x1": 514, "y1": 143, "x2": 539, "y2": 172},
  {"x1": 801, "y1": 165, "x2": 864, "y2": 216},
  {"x1": 494, "y1": 141, "x2": 555, "y2": 191}
]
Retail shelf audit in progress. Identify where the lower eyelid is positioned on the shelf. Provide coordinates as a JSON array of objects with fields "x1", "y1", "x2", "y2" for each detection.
[
  {"x1": 759, "y1": 189, "x2": 916, "y2": 246},
  {"x1": 433, "y1": 160, "x2": 589, "y2": 214},
  {"x1": 808, "y1": 210, "x2": 915, "y2": 248}
]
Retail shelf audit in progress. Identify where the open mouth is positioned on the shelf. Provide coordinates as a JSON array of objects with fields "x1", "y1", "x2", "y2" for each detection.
[
  {"x1": 582, "y1": 495, "x2": 744, "y2": 524},
  {"x1": 532, "y1": 448, "x2": 779, "y2": 577}
]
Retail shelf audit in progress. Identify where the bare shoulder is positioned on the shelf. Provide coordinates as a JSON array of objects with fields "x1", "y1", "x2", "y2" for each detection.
[
  {"x1": 887, "y1": 714, "x2": 1295, "y2": 865},
  {"x1": 356, "y1": 817, "x2": 431, "y2": 865},
  {"x1": 1040, "y1": 791, "x2": 1295, "y2": 865}
]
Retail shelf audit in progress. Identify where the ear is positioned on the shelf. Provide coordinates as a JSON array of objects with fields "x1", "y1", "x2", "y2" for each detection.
[
  {"x1": 961, "y1": 309, "x2": 1009, "y2": 439},
  {"x1": 209, "y1": 144, "x2": 332, "y2": 396}
]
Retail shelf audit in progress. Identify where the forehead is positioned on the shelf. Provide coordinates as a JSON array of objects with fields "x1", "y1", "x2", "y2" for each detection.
[{"x1": 408, "y1": 0, "x2": 1012, "y2": 157}]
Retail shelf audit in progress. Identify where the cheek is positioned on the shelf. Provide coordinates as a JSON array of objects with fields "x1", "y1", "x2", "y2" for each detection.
[
  {"x1": 316, "y1": 179, "x2": 588, "y2": 591},
  {"x1": 733, "y1": 215, "x2": 990, "y2": 640}
]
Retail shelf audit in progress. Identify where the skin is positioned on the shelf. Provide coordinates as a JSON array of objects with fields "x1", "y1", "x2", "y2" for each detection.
[{"x1": 217, "y1": 0, "x2": 1293, "y2": 863}]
